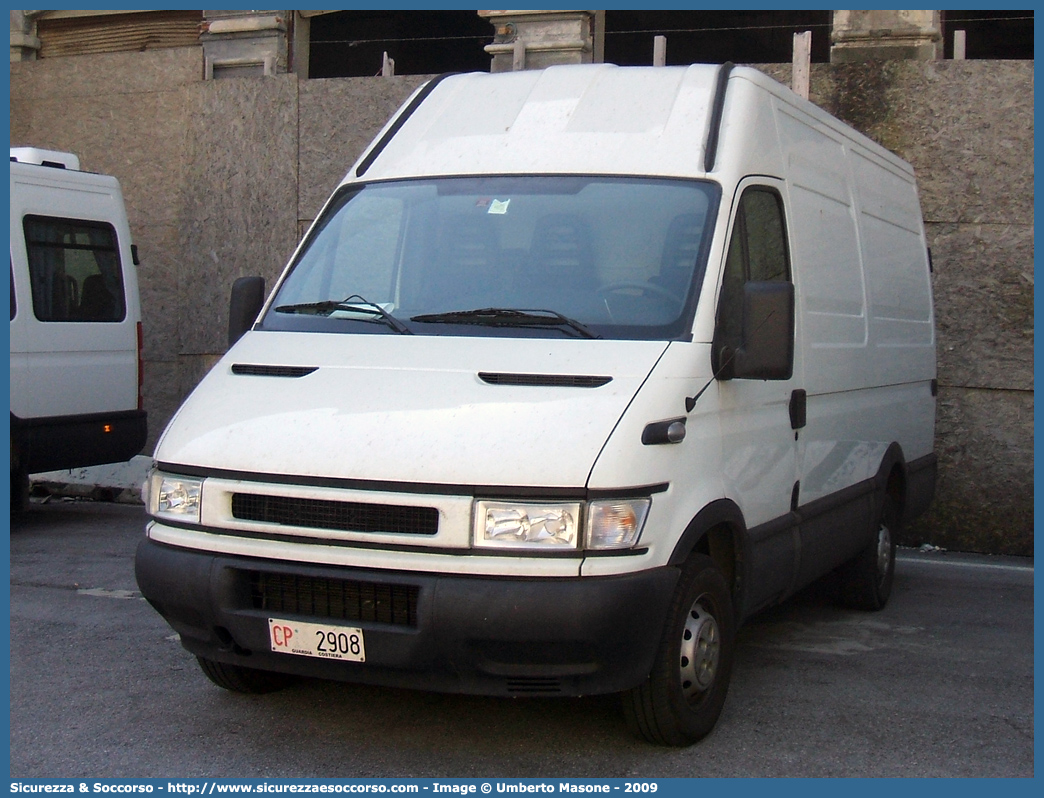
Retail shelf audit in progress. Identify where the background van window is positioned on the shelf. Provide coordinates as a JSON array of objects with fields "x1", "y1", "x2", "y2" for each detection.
[{"x1": 23, "y1": 216, "x2": 126, "y2": 323}]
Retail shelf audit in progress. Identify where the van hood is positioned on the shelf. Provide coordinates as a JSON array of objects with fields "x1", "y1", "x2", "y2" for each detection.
[{"x1": 156, "y1": 332, "x2": 669, "y2": 489}]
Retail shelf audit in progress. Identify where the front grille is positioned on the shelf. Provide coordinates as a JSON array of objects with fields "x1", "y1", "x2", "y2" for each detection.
[
  {"x1": 231, "y1": 493, "x2": 439, "y2": 536},
  {"x1": 248, "y1": 571, "x2": 419, "y2": 627}
]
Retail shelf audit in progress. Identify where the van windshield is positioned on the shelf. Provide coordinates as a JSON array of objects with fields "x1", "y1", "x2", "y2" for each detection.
[{"x1": 264, "y1": 176, "x2": 720, "y2": 340}]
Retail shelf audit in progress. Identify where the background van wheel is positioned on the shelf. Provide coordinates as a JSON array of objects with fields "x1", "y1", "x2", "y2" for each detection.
[
  {"x1": 196, "y1": 657, "x2": 295, "y2": 694},
  {"x1": 10, "y1": 466, "x2": 30, "y2": 515},
  {"x1": 623, "y1": 554, "x2": 735, "y2": 746},
  {"x1": 839, "y1": 495, "x2": 898, "y2": 611}
]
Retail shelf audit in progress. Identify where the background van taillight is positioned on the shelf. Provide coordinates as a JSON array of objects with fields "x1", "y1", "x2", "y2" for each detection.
[{"x1": 137, "y1": 321, "x2": 144, "y2": 411}]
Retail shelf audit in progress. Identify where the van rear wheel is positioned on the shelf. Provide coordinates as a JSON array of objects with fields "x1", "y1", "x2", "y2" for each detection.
[
  {"x1": 196, "y1": 657, "x2": 295, "y2": 694},
  {"x1": 839, "y1": 495, "x2": 898, "y2": 611},
  {"x1": 623, "y1": 554, "x2": 735, "y2": 746}
]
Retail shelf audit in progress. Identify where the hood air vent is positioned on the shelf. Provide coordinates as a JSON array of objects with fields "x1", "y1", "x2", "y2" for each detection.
[
  {"x1": 231, "y1": 364, "x2": 317, "y2": 378},
  {"x1": 478, "y1": 372, "x2": 611, "y2": 388}
]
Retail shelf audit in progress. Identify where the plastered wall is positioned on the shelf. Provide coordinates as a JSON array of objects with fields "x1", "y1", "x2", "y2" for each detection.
[{"x1": 9, "y1": 51, "x2": 1033, "y2": 554}]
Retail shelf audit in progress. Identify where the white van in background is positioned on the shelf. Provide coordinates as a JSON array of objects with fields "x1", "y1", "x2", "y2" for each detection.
[
  {"x1": 10, "y1": 148, "x2": 147, "y2": 510},
  {"x1": 135, "y1": 65, "x2": 937, "y2": 745}
]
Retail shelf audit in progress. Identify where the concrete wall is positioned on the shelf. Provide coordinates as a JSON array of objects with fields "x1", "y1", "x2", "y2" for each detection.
[{"x1": 10, "y1": 52, "x2": 1033, "y2": 554}]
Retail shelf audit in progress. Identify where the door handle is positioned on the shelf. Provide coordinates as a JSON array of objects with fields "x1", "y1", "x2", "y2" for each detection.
[{"x1": 789, "y1": 389, "x2": 807, "y2": 430}]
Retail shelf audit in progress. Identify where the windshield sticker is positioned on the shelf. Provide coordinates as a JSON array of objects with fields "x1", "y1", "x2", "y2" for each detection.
[{"x1": 487, "y1": 198, "x2": 511, "y2": 215}]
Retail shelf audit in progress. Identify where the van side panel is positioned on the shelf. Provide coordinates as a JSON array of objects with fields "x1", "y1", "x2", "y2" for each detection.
[
  {"x1": 777, "y1": 107, "x2": 868, "y2": 363},
  {"x1": 852, "y1": 151, "x2": 936, "y2": 359},
  {"x1": 767, "y1": 97, "x2": 935, "y2": 511}
]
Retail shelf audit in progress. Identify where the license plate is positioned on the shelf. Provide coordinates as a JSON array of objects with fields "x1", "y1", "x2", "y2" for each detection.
[{"x1": 268, "y1": 618, "x2": 366, "y2": 662}]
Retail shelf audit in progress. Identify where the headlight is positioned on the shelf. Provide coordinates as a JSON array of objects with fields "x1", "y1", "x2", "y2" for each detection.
[
  {"x1": 147, "y1": 471, "x2": 203, "y2": 525},
  {"x1": 586, "y1": 499, "x2": 650, "y2": 550},
  {"x1": 474, "y1": 501, "x2": 581, "y2": 550}
]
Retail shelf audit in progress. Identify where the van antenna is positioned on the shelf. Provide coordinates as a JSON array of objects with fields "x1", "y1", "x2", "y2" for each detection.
[{"x1": 703, "y1": 62, "x2": 734, "y2": 173}]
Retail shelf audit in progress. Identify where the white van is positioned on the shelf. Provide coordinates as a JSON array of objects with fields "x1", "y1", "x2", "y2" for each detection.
[
  {"x1": 135, "y1": 65, "x2": 936, "y2": 745},
  {"x1": 10, "y1": 148, "x2": 147, "y2": 510}
]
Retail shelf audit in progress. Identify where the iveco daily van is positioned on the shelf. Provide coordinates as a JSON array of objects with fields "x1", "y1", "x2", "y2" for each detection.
[
  {"x1": 136, "y1": 65, "x2": 937, "y2": 745},
  {"x1": 10, "y1": 148, "x2": 146, "y2": 511}
]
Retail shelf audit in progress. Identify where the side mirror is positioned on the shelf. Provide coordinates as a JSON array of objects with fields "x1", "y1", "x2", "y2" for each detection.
[
  {"x1": 714, "y1": 281, "x2": 794, "y2": 381},
  {"x1": 228, "y1": 276, "x2": 265, "y2": 348},
  {"x1": 733, "y1": 281, "x2": 794, "y2": 380}
]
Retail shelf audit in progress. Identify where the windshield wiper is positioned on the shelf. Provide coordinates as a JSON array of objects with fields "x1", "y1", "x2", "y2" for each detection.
[
  {"x1": 274, "y1": 294, "x2": 412, "y2": 335},
  {"x1": 410, "y1": 308, "x2": 601, "y2": 339}
]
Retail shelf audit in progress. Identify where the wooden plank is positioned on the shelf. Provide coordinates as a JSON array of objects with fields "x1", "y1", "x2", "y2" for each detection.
[{"x1": 792, "y1": 30, "x2": 811, "y2": 99}]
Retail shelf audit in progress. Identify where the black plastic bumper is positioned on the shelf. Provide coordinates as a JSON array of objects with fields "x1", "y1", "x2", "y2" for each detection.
[
  {"x1": 12, "y1": 409, "x2": 147, "y2": 474},
  {"x1": 135, "y1": 537, "x2": 680, "y2": 697}
]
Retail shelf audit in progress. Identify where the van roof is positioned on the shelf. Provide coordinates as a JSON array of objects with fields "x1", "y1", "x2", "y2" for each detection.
[
  {"x1": 10, "y1": 148, "x2": 81, "y2": 170},
  {"x1": 348, "y1": 64, "x2": 913, "y2": 186},
  {"x1": 350, "y1": 64, "x2": 722, "y2": 183}
]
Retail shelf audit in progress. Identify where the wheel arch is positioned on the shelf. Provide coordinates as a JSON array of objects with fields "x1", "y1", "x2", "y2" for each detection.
[
  {"x1": 875, "y1": 442, "x2": 908, "y2": 518},
  {"x1": 667, "y1": 499, "x2": 747, "y2": 606}
]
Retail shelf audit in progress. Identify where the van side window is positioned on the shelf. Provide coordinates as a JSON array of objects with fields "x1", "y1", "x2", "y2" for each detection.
[
  {"x1": 742, "y1": 190, "x2": 789, "y2": 283},
  {"x1": 10, "y1": 261, "x2": 16, "y2": 321},
  {"x1": 716, "y1": 187, "x2": 790, "y2": 358},
  {"x1": 23, "y1": 216, "x2": 126, "y2": 323}
]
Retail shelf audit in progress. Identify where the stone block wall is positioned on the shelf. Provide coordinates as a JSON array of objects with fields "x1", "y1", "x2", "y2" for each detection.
[{"x1": 9, "y1": 53, "x2": 1033, "y2": 554}]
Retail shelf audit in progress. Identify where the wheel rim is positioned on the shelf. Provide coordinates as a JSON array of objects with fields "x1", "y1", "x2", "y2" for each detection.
[
  {"x1": 680, "y1": 596, "x2": 720, "y2": 701},
  {"x1": 876, "y1": 522, "x2": 893, "y2": 582}
]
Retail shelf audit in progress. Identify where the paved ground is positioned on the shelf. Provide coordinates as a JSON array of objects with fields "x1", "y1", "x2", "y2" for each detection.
[
  {"x1": 9, "y1": 500, "x2": 1034, "y2": 778},
  {"x1": 29, "y1": 455, "x2": 152, "y2": 504}
]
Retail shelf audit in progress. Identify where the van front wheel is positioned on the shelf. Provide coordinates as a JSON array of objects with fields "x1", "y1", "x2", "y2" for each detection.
[
  {"x1": 623, "y1": 554, "x2": 735, "y2": 746},
  {"x1": 196, "y1": 657, "x2": 295, "y2": 694}
]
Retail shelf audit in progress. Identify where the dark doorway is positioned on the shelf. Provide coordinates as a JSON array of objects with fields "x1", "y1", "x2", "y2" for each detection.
[
  {"x1": 603, "y1": 11, "x2": 832, "y2": 65},
  {"x1": 941, "y1": 11, "x2": 1034, "y2": 59},
  {"x1": 309, "y1": 11, "x2": 492, "y2": 78}
]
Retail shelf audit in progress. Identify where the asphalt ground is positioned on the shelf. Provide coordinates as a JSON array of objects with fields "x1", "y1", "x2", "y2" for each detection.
[{"x1": 8, "y1": 500, "x2": 1034, "y2": 778}]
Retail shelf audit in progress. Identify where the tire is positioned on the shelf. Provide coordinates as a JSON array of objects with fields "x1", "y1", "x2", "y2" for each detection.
[
  {"x1": 623, "y1": 554, "x2": 735, "y2": 746},
  {"x1": 196, "y1": 657, "x2": 295, "y2": 694},
  {"x1": 10, "y1": 465, "x2": 29, "y2": 515},
  {"x1": 839, "y1": 494, "x2": 898, "y2": 611}
]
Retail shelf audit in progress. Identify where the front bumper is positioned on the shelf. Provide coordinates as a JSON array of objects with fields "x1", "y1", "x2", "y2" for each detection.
[{"x1": 135, "y1": 537, "x2": 679, "y2": 697}]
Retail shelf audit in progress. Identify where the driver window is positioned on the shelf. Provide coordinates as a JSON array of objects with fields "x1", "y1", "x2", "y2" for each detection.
[{"x1": 715, "y1": 187, "x2": 790, "y2": 365}]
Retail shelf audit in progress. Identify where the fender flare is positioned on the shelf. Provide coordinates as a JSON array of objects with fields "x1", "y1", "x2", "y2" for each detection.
[
  {"x1": 667, "y1": 499, "x2": 749, "y2": 610},
  {"x1": 667, "y1": 498, "x2": 747, "y2": 566},
  {"x1": 875, "y1": 442, "x2": 908, "y2": 517}
]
